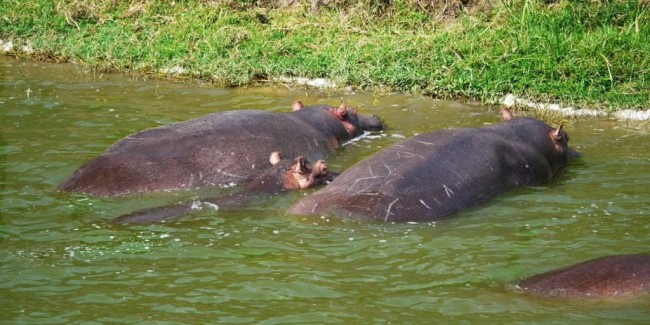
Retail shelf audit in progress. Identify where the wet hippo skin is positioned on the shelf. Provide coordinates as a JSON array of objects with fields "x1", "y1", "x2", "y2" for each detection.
[
  {"x1": 289, "y1": 109, "x2": 577, "y2": 221},
  {"x1": 517, "y1": 254, "x2": 650, "y2": 298},
  {"x1": 114, "y1": 155, "x2": 333, "y2": 224},
  {"x1": 59, "y1": 102, "x2": 382, "y2": 196}
]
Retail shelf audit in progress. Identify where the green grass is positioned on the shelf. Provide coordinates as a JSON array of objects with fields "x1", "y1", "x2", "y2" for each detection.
[{"x1": 1, "y1": 0, "x2": 648, "y2": 111}]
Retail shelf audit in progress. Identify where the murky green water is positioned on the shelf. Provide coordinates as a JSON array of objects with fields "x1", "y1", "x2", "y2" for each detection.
[{"x1": 1, "y1": 55, "x2": 648, "y2": 324}]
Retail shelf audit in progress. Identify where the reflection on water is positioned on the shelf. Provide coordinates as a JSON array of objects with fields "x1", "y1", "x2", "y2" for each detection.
[{"x1": 1, "y1": 56, "x2": 648, "y2": 323}]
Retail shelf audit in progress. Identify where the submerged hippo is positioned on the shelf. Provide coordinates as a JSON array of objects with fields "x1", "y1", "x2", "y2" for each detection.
[
  {"x1": 59, "y1": 101, "x2": 382, "y2": 196},
  {"x1": 115, "y1": 153, "x2": 333, "y2": 224},
  {"x1": 289, "y1": 109, "x2": 577, "y2": 221},
  {"x1": 517, "y1": 254, "x2": 650, "y2": 298}
]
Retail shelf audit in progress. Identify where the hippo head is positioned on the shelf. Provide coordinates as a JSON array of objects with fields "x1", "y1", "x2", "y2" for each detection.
[
  {"x1": 551, "y1": 124, "x2": 581, "y2": 165},
  {"x1": 327, "y1": 102, "x2": 385, "y2": 135},
  {"x1": 292, "y1": 101, "x2": 384, "y2": 138},
  {"x1": 501, "y1": 108, "x2": 579, "y2": 170},
  {"x1": 272, "y1": 153, "x2": 332, "y2": 190}
]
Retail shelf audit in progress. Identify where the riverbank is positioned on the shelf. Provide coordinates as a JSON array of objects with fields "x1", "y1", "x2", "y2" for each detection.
[{"x1": 1, "y1": 1, "x2": 648, "y2": 117}]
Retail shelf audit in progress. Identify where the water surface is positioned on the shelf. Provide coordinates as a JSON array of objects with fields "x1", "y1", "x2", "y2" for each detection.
[{"x1": 1, "y1": 56, "x2": 648, "y2": 324}]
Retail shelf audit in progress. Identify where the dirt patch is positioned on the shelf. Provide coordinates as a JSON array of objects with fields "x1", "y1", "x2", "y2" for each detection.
[
  {"x1": 412, "y1": 0, "x2": 493, "y2": 18},
  {"x1": 220, "y1": 0, "x2": 492, "y2": 18}
]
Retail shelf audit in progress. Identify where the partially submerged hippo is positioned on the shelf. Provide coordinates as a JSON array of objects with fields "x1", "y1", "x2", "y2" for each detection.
[
  {"x1": 115, "y1": 153, "x2": 333, "y2": 224},
  {"x1": 289, "y1": 109, "x2": 577, "y2": 221},
  {"x1": 517, "y1": 254, "x2": 650, "y2": 298},
  {"x1": 59, "y1": 101, "x2": 382, "y2": 196}
]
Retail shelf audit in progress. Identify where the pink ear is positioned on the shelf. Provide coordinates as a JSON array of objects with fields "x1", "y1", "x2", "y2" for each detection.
[
  {"x1": 335, "y1": 102, "x2": 347, "y2": 120},
  {"x1": 553, "y1": 124, "x2": 564, "y2": 141},
  {"x1": 501, "y1": 108, "x2": 513, "y2": 121},
  {"x1": 292, "y1": 101, "x2": 304, "y2": 112},
  {"x1": 291, "y1": 156, "x2": 309, "y2": 174},
  {"x1": 269, "y1": 151, "x2": 281, "y2": 165}
]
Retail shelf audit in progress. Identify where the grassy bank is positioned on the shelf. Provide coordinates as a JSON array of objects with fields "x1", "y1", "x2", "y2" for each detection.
[{"x1": 1, "y1": 0, "x2": 649, "y2": 110}]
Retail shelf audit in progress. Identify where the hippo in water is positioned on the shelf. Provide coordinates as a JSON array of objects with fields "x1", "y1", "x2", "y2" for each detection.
[
  {"x1": 289, "y1": 109, "x2": 578, "y2": 221},
  {"x1": 115, "y1": 153, "x2": 333, "y2": 224},
  {"x1": 517, "y1": 254, "x2": 650, "y2": 298},
  {"x1": 59, "y1": 101, "x2": 382, "y2": 196}
]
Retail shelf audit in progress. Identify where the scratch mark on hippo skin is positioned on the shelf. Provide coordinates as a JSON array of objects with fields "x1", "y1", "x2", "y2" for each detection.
[
  {"x1": 349, "y1": 177, "x2": 382, "y2": 194},
  {"x1": 335, "y1": 195, "x2": 381, "y2": 218},
  {"x1": 419, "y1": 199, "x2": 432, "y2": 210},
  {"x1": 189, "y1": 171, "x2": 204, "y2": 187},
  {"x1": 215, "y1": 168, "x2": 240, "y2": 178},
  {"x1": 348, "y1": 163, "x2": 394, "y2": 194},
  {"x1": 443, "y1": 184, "x2": 455, "y2": 198},
  {"x1": 392, "y1": 150, "x2": 424, "y2": 160},
  {"x1": 441, "y1": 159, "x2": 469, "y2": 180},
  {"x1": 385, "y1": 198, "x2": 399, "y2": 222},
  {"x1": 184, "y1": 173, "x2": 195, "y2": 188}
]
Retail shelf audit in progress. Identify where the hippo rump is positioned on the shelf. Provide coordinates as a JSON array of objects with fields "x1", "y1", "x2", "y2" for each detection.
[
  {"x1": 517, "y1": 254, "x2": 650, "y2": 298},
  {"x1": 289, "y1": 109, "x2": 577, "y2": 221},
  {"x1": 59, "y1": 101, "x2": 383, "y2": 196}
]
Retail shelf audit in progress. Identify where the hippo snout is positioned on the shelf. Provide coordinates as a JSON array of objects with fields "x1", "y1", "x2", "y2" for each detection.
[{"x1": 358, "y1": 114, "x2": 384, "y2": 131}]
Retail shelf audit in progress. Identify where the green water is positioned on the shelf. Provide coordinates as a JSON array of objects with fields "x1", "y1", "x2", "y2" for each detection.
[{"x1": 1, "y1": 56, "x2": 648, "y2": 324}]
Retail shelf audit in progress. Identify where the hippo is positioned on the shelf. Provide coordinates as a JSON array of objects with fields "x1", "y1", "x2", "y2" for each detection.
[
  {"x1": 59, "y1": 101, "x2": 382, "y2": 196},
  {"x1": 517, "y1": 254, "x2": 650, "y2": 298},
  {"x1": 115, "y1": 153, "x2": 334, "y2": 224},
  {"x1": 288, "y1": 109, "x2": 577, "y2": 221}
]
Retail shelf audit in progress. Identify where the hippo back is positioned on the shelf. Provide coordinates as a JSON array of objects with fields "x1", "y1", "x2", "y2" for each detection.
[
  {"x1": 517, "y1": 254, "x2": 650, "y2": 298},
  {"x1": 59, "y1": 108, "x2": 347, "y2": 196},
  {"x1": 289, "y1": 117, "x2": 575, "y2": 221}
]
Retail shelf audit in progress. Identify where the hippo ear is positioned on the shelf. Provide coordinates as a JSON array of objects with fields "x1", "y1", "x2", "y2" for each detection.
[
  {"x1": 501, "y1": 108, "x2": 513, "y2": 121},
  {"x1": 335, "y1": 102, "x2": 347, "y2": 120},
  {"x1": 552, "y1": 124, "x2": 564, "y2": 141},
  {"x1": 269, "y1": 151, "x2": 282, "y2": 165},
  {"x1": 292, "y1": 101, "x2": 304, "y2": 112},
  {"x1": 292, "y1": 156, "x2": 310, "y2": 174}
]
